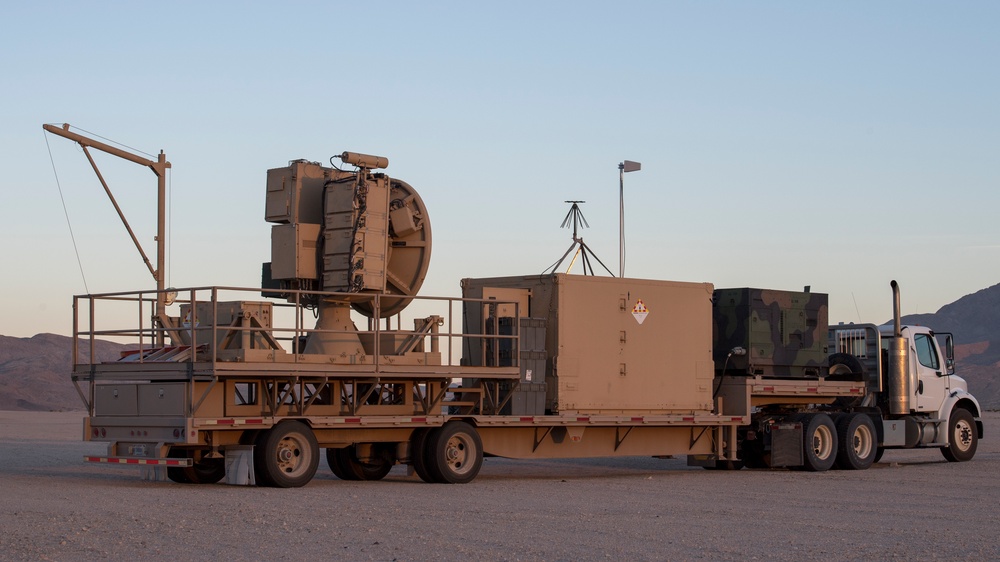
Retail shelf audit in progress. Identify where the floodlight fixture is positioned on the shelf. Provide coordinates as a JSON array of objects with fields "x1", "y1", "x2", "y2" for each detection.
[{"x1": 619, "y1": 159, "x2": 641, "y2": 278}]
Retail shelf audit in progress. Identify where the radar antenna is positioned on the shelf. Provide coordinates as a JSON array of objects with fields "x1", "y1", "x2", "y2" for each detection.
[{"x1": 543, "y1": 201, "x2": 616, "y2": 276}]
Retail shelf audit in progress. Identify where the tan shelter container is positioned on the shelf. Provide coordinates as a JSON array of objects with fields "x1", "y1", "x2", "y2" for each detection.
[{"x1": 462, "y1": 274, "x2": 715, "y2": 415}]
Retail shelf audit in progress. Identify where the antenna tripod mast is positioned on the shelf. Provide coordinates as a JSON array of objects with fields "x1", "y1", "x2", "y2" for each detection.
[{"x1": 543, "y1": 201, "x2": 616, "y2": 276}]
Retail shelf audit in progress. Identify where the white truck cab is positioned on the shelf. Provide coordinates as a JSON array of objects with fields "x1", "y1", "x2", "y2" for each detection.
[{"x1": 874, "y1": 323, "x2": 982, "y2": 461}]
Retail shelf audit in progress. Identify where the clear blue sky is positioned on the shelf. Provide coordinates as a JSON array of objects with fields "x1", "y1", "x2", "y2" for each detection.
[{"x1": 2, "y1": 1, "x2": 998, "y2": 337}]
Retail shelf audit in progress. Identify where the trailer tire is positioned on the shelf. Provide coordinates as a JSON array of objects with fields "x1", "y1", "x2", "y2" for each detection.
[
  {"x1": 941, "y1": 408, "x2": 978, "y2": 462},
  {"x1": 873, "y1": 447, "x2": 885, "y2": 463},
  {"x1": 184, "y1": 457, "x2": 226, "y2": 484},
  {"x1": 253, "y1": 421, "x2": 319, "y2": 488},
  {"x1": 166, "y1": 448, "x2": 192, "y2": 484},
  {"x1": 796, "y1": 414, "x2": 838, "y2": 472},
  {"x1": 331, "y1": 444, "x2": 394, "y2": 481},
  {"x1": 166, "y1": 448, "x2": 226, "y2": 484},
  {"x1": 409, "y1": 428, "x2": 435, "y2": 483},
  {"x1": 834, "y1": 413, "x2": 877, "y2": 470},
  {"x1": 326, "y1": 448, "x2": 359, "y2": 481},
  {"x1": 425, "y1": 422, "x2": 483, "y2": 484}
]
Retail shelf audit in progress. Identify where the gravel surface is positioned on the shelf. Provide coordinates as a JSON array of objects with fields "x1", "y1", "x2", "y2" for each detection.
[{"x1": 1, "y1": 411, "x2": 998, "y2": 561}]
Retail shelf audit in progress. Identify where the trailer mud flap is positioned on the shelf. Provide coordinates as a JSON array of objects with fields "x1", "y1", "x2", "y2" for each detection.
[{"x1": 768, "y1": 422, "x2": 803, "y2": 468}]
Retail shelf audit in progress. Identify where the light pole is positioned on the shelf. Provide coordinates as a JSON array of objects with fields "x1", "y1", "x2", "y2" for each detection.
[{"x1": 618, "y1": 160, "x2": 640, "y2": 278}]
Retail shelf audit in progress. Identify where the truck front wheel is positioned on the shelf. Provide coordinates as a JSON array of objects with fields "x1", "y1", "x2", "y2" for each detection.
[
  {"x1": 941, "y1": 408, "x2": 978, "y2": 462},
  {"x1": 834, "y1": 413, "x2": 877, "y2": 470},
  {"x1": 253, "y1": 421, "x2": 319, "y2": 488},
  {"x1": 796, "y1": 414, "x2": 838, "y2": 471}
]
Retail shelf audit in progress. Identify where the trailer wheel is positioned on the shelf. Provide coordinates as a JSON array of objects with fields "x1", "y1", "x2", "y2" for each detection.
[
  {"x1": 326, "y1": 448, "x2": 359, "y2": 481},
  {"x1": 166, "y1": 448, "x2": 225, "y2": 484},
  {"x1": 329, "y1": 444, "x2": 395, "y2": 481},
  {"x1": 834, "y1": 413, "x2": 877, "y2": 470},
  {"x1": 184, "y1": 457, "x2": 226, "y2": 484},
  {"x1": 796, "y1": 414, "x2": 837, "y2": 472},
  {"x1": 253, "y1": 421, "x2": 319, "y2": 488},
  {"x1": 425, "y1": 422, "x2": 483, "y2": 484},
  {"x1": 409, "y1": 428, "x2": 435, "y2": 483},
  {"x1": 941, "y1": 408, "x2": 978, "y2": 462},
  {"x1": 166, "y1": 448, "x2": 192, "y2": 483}
]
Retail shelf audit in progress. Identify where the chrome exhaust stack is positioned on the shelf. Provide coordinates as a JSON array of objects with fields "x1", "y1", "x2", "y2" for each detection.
[{"x1": 888, "y1": 280, "x2": 910, "y2": 415}]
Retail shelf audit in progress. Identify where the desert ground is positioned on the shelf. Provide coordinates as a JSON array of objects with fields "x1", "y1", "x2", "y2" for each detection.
[{"x1": 1, "y1": 411, "x2": 998, "y2": 561}]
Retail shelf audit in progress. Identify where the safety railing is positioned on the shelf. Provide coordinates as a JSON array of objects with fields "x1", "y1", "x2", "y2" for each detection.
[{"x1": 72, "y1": 286, "x2": 521, "y2": 374}]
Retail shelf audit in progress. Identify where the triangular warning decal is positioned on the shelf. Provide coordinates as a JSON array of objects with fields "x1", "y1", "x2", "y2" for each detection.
[{"x1": 632, "y1": 299, "x2": 649, "y2": 325}]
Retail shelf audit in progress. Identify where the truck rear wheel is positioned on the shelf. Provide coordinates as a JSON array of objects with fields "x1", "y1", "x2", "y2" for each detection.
[
  {"x1": 941, "y1": 408, "x2": 978, "y2": 462},
  {"x1": 253, "y1": 421, "x2": 319, "y2": 488},
  {"x1": 796, "y1": 414, "x2": 837, "y2": 472},
  {"x1": 834, "y1": 413, "x2": 877, "y2": 470},
  {"x1": 425, "y1": 421, "x2": 483, "y2": 484}
]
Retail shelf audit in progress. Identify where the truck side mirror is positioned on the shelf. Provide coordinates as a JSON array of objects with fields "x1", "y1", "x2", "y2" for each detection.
[{"x1": 945, "y1": 334, "x2": 955, "y2": 375}]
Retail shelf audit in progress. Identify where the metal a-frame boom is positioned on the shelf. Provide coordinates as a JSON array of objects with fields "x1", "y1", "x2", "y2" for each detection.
[{"x1": 43, "y1": 123, "x2": 172, "y2": 342}]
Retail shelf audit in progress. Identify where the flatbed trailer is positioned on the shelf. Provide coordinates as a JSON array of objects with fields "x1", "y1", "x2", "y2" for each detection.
[{"x1": 74, "y1": 282, "x2": 868, "y2": 486}]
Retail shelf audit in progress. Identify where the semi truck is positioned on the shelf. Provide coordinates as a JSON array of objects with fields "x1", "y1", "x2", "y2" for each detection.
[{"x1": 50, "y1": 127, "x2": 982, "y2": 486}]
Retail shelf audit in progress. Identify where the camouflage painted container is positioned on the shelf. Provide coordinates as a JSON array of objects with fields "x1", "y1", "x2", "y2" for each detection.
[{"x1": 713, "y1": 288, "x2": 829, "y2": 378}]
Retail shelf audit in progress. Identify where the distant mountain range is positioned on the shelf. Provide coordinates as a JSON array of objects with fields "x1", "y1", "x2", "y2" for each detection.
[
  {"x1": 900, "y1": 283, "x2": 1000, "y2": 410},
  {"x1": 2, "y1": 284, "x2": 998, "y2": 411},
  {"x1": 0, "y1": 333, "x2": 125, "y2": 411}
]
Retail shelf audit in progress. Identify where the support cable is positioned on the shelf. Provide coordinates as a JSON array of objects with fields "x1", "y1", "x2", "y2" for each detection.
[
  {"x1": 43, "y1": 130, "x2": 90, "y2": 293},
  {"x1": 72, "y1": 125, "x2": 156, "y2": 159},
  {"x1": 168, "y1": 168, "x2": 172, "y2": 287}
]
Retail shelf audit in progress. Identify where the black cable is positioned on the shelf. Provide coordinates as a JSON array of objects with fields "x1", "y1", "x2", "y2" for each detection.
[{"x1": 44, "y1": 129, "x2": 90, "y2": 293}]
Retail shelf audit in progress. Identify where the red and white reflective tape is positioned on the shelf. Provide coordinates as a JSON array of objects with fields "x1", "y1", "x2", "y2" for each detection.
[
  {"x1": 202, "y1": 418, "x2": 264, "y2": 426},
  {"x1": 393, "y1": 417, "x2": 432, "y2": 424},
  {"x1": 85, "y1": 456, "x2": 192, "y2": 466}
]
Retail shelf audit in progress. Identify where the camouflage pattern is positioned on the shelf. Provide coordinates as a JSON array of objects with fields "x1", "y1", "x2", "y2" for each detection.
[{"x1": 713, "y1": 288, "x2": 829, "y2": 378}]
